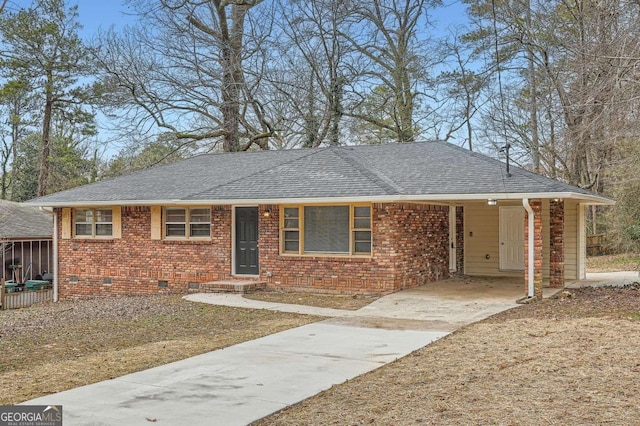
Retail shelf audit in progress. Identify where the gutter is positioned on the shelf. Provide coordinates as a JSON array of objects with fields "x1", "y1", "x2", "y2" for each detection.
[{"x1": 22, "y1": 191, "x2": 614, "y2": 208}]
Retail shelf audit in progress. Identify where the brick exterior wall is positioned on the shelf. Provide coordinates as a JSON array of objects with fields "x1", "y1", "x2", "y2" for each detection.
[
  {"x1": 259, "y1": 203, "x2": 450, "y2": 293},
  {"x1": 56, "y1": 206, "x2": 232, "y2": 298},
  {"x1": 55, "y1": 202, "x2": 451, "y2": 298},
  {"x1": 549, "y1": 199, "x2": 565, "y2": 288},
  {"x1": 524, "y1": 199, "x2": 544, "y2": 299}
]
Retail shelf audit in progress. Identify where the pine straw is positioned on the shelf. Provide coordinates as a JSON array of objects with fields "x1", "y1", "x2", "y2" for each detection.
[
  {"x1": 0, "y1": 295, "x2": 319, "y2": 405},
  {"x1": 255, "y1": 286, "x2": 640, "y2": 426},
  {"x1": 243, "y1": 291, "x2": 379, "y2": 311}
]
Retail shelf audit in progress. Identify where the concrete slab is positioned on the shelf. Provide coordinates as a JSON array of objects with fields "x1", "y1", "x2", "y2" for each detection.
[
  {"x1": 567, "y1": 271, "x2": 640, "y2": 288},
  {"x1": 25, "y1": 322, "x2": 446, "y2": 426},
  {"x1": 353, "y1": 276, "x2": 521, "y2": 327}
]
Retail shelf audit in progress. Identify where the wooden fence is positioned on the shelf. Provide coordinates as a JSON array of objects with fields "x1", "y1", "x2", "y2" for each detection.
[
  {"x1": 587, "y1": 234, "x2": 606, "y2": 256},
  {"x1": 1, "y1": 279, "x2": 53, "y2": 310}
]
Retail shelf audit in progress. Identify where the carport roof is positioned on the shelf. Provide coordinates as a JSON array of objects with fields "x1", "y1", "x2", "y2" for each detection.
[
  {"x1": 24, "y1": 141, "x2": 613, "y2": 207},
  {"x1": 0, "y1": 200, "x2": 53, "y2": 239}
]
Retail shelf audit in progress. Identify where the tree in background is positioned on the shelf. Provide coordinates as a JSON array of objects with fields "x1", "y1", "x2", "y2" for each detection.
[
  {"x1": 340, "y1": 0, "x2": 442, "y2": 143},
  {"x1": 463, "y1": 0, "x2": 640, "y2": 239},
  {"x1": 0, "y1": 0, "x2": 95, "y2": 196},
  {"x1": 95, "y1": 0, "x2": 273, "y2": 153}
]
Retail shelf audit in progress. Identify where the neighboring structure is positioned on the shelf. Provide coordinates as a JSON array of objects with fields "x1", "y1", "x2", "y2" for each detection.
[
  {"x1": 0, "y1": 200, "x2": 53, "y2": 282},
  {"x1": 25, "y1": 141, "x2": 612, "y2": 300}
]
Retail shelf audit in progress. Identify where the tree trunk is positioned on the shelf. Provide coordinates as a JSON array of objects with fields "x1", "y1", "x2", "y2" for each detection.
[
  {"x1": 219, "y1": 4, "x2": 249, "y2": 152},
  {"x1": 525, "y1": 0, "x2": 540, "y2": 172},
  {"x1": 38, "y1": 69, "x2": 53, "y2": 196}
]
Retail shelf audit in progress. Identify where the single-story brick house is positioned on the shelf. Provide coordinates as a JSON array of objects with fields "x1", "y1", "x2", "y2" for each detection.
[{"x1": 25, "y1": 141, "x2": 612, "y2": 301}]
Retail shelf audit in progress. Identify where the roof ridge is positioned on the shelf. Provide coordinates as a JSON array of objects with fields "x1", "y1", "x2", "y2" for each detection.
[
  {"x1": 185, "y1": 147, "x2": 325, "y2": 200},
  {"x1": 330, "y1": 146, "x2": 405, "y2": 195}
]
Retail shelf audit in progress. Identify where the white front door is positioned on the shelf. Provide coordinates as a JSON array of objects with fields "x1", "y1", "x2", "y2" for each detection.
[{"x1": 499, "y1": 207, "x2": 525, "y2": 270}]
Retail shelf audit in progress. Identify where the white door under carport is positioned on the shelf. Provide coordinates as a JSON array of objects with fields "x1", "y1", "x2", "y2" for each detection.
[{"x1": 499, "y1": 206, "x2": 525, "y2": 271}]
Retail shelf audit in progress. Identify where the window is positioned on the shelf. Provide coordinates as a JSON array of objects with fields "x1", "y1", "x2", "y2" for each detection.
[
  {"x1": 74, "y1": 208, "x2": 113, "y2": 238},
  {"x1": 282, "y1": 207, "x2": 300, "y2": 253},
  {"x1": 164, "y1": 207, "x2": 211, "y2": 239},
  {"x1": 280, "y1": 205, "x2": 371, "y2": 256},
  {"x1": 353, "y1": 206, "x2": 372, "y2": 254}
]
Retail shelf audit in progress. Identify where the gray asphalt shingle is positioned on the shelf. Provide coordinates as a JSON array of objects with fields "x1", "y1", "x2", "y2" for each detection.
[
  {"x1": 27, "y1": 141, "x2": 602, "y2": 205},
  {"x1": 0, "y1": 200, "x2": 53, "y2": 238}
]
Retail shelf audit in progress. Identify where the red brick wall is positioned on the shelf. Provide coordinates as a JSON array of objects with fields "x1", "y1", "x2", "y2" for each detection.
[
  {"x1": 524, "y1": 199, "x2": 543, "y2": 299},
  {"x1": 56, "y1": 206, "x2": 232, "y2": 298},
  {"x1": 259, "y1": 203, "x2": 450, "y2": 294},
  {"x1": 56, "y1": 202, "x2": 451, "y2": 298},
  {"x1": 381, "y1": 203, "x2": 450, "y2": 289}
]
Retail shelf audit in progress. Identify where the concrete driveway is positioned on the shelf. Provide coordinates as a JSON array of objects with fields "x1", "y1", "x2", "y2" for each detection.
[{"x1": 25, "y1": 276, "x2": 525, "y2": 426}]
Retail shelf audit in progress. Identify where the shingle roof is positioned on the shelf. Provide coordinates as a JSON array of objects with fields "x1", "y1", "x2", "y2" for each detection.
[
  {"x1": 25, "y1": 141, "x2": 610, "y2": 206},
  {"x1": 0, "y1": 200, "x2": 53, "y2": 239}
]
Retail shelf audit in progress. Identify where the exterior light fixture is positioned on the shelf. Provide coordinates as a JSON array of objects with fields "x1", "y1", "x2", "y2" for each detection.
[
  {"x1": 487, "y1": 199, "x2": 498, "y2": 206},
  {"x1": 263, "y1": 209, "x2": 271, "y2": 217}
]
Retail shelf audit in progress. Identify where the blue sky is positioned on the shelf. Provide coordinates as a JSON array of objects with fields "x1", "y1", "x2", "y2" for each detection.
[
  {"x1": 3, "y1": 0, "x2": 473, "y2": 155},
  {"x1": 8, "y1": 0, "x2": 470, "y2": 40},
  {"x1": 7, "y1": 0, "x2": 135, "y2": 37}
]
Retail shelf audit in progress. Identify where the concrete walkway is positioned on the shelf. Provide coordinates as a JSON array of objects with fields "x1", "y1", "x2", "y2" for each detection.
[{"x1": 25, "y1": 277, "x2": 526, "y2": 426}]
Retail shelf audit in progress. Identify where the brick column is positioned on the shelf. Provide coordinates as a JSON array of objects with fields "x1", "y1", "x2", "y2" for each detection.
[
  {"x1": 524, "y1": 199, "x2": 543, "y2": 299},
  {"x1": 549, "y1": 199, "x2": 565, "y2": 288}
]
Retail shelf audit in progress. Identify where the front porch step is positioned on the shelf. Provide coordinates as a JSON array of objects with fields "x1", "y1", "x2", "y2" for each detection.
[{"x1": 191, "y1": 280, "x2": 266, "y2": 294}]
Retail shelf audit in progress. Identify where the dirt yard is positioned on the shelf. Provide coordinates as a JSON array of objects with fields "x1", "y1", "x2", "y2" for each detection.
[
  {"x1": 0, "y1": 295, "x2": 319, "y2": 405},
  {"x1": 255, "y1": 285, "x2": 640, "y2": 426}
]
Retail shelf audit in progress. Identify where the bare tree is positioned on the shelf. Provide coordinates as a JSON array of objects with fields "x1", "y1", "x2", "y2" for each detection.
[
  {"x1": 267, "y1": 0, "x2": 352, "y2": 148},
  {"x1": 96, "y1": 0, "x2": 274, "y2": 152},
  {"x1": 340, "y1": 0, "x2": 442, "y2": 143}
]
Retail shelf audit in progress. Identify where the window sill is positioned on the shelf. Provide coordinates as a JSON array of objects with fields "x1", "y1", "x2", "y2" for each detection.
[
  {"x1": 278, "y1": 253, "x2": 372, "y2": 261},
  {"x1": 71, "y1": 238, "x2": 115, "y2": 243},
  {"x1": 161, "y1": 238, "x2": 212, "y2": 244}
]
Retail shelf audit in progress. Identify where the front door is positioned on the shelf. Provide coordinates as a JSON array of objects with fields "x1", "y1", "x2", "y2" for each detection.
[
  {"x1": 499, "y1": 207, "x2": 525, "y2": 270},
  {"x1": 235, "y1": 207, "x2": 259, "y2": 275}
]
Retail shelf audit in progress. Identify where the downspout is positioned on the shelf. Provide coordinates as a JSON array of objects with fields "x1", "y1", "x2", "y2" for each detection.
[
  {"x1": 522, "y1": 198, "x2": 534, "y2": 298},
  {"x1": 52, "y1": 211, "x2": 58, "y2": 302},
  {"x1": 40, "y1": 207, "x2": 58, "y2": 302}
]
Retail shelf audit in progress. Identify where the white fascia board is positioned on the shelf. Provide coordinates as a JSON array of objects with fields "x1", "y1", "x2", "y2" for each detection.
[{"x1": 22, "y1": 191, "x2": 613, "y2": 208}]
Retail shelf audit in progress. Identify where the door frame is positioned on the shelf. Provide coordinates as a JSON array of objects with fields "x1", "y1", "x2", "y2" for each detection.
[
  {"x1": 231, "y1": 205, "x2": 259, "y2": 276},
  {"x1": 499, "y1": 206, "x2": 525, "y2": 271}
]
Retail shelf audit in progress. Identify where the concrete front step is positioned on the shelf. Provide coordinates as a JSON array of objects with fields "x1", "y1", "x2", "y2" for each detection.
[{"x1": 190, "y1": 280, "x2": 266, "y2": 294}]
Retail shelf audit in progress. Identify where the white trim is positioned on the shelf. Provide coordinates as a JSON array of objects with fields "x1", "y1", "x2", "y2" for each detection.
[
  {"x1": 523, "y1": 199, "x2": 535, "y2": 298},
  {"x1": 449, "y1": 205, "x2": 456, "y2": 272},
  {"x1": 577, "y1": 203, "x2": 587, "y2": 280},
  {"x1": 23, "y1": 191, "x2": 614, "y2": 208}
]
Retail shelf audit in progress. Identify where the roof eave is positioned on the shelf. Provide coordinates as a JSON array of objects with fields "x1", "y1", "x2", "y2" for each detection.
[{"x1": 22, "y1": 191, "x2": 614, "y2": 208}]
